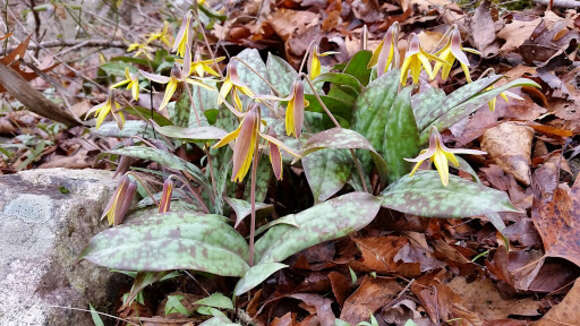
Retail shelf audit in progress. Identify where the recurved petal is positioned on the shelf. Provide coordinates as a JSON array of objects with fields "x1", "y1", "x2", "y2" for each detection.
[
  {"x1": 140, "y1": 70, "x2": 170, "y2": 84},
  {"x1": 159, "y1": 78, "x2": 178, "y2": 111},
  {"x1": 404, "y1": 148, "x2": 435, "y2": 163},
  {"x1": 269, "y1": 141, "x2": 283, "y2": 180},
  {"x1": 218, "y1": 79, "x2": 233, "y2": 105},
  {"x1": 259, "y1": 132, "x2": 301, "y2": 158},
  {"x1": 213, "y1": 127, "x2": 241, "y2": 149}
]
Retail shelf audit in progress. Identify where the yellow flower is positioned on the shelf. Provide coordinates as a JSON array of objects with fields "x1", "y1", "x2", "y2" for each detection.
[
  {"x1": 400, "y1": 33, "x2": 448, "y2": 85},
  {"x1": 405, "y1": 127, "x2": 486, "y2": 186},
  {"x1": 308, "y1": 45, "x2": 338, "y2": 80},
  {"x1": 177, "y1": 54, "x2": 225, "y2": 77},
  {"x1": 159, "y1": 177, "x2": 174, "y2": 213},
  {"x1": 284, "y1": 80, "x2": 308, "y2": 138},
  {"x1": 140, "y1": 46, "x2": 215, "y2": 111},
  {"x1": 218, "y1": 63, "x2": 254, "y2": 111},
  {"x1": 212, "y1": 105, "x2": 301, "y2": 182},
  {"x1": 102, "y1": 174, "x2": 136, "y2": 225},
  {"x1": 146, "y1": 21, "x2": 172, "y2": 48},
  {"x1": 172, "y1": 11, "x2": 192, "y2": 58},
  {"x1": 127, "y1": 42, "x2": 153, "y2": 60},
  {"x1": 87, "y1": 92, "x2": 125, "y2": 129},
  {"x1": 111, "y1": 67, "x2": 140, "y2": 101},
  {"x1": 485, "y1": 85, "x2": 523, "y2": 112},
  {"x1": 432, "y1": 25, "x2": 480, "y2": 82},
  {"x1": 368, "y1": 22, "x2": 400, "y2": 77}
]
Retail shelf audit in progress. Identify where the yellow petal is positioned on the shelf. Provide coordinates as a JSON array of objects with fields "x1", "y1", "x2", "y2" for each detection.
[
  {"x1": 130, "y1": 81, "x2": 139, "y2": 101},
  {"x1": 409, "y1": 160, "x2": 424, "y2": 176},
  {"x1": 488, "y1": 96, "x2": 496, "y2": 112},
  {"x1": 410, "y1": 58, "x2": 422, "y2": 84},
  {"x1": 460, "y1": 63, "x2": 472, "y2": 83},
  {"x1": 368, "y1": 39, "x2": 384, "y2": 68},
  {"x1": 160, "y1": 78, "x2": 178, "y2": 110},
  {"x1": 110, "y1": 79, "x2": 130, "y2": 89},
  {"x1": 309, "y1": 52, "x2": 321, "y2": 80},
  {"x1": 218, "y1": 79, "x2": 233, "y2": 105},
  {"x1": 444, "y1": 150, "x2": 459, "y2": 167},
  {"x1": 432, "y1": 149, "x2": 450, "y2": 186},
  {"x1": 417, "y1": 53, "x2": 434, "y2": 80},
  {"x1": 212, "y1": 127, "x2": 240, "y2": 149},
  {"x1": 285, "y1": 96, "x2": 295, "y2": 136},
  {"x1": 400, "y1": 56, "x2": 413, "y2": 85}
]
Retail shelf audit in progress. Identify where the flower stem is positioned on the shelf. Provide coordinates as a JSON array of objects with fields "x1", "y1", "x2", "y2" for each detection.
[
  {"x1": 248, "y1": 136, "x2": 260, "y2": 266},
  {"x1": 302, "y1": 74, "x2": 370, "y2": 193},
  {"x1": 232, "y1": 57, "x2": 281, "y2": 97}
]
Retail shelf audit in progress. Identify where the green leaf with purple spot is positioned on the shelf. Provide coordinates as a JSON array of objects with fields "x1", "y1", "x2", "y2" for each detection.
[
  {"x1": 81, "y1": 212, "x2": 249, "y2": 276},
  {"x1": 303, "y1": 148, "x2": 351, "y2": 203},
  {"x1": 254, "y1": 192, "x2": 382, "y2": 264},
  {"x1": 380, "y1": 170, "x2": 521, "y2": 218},
  {"x1": 154, "y1": 125, "x2": 228, "y2": 141}
]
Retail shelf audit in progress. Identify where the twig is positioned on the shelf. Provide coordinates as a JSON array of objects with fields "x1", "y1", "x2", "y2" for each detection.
[
  {"x1": 2, "y1": 39, "x2": 126, "y2": 55},
  {"x1": 533, "y1": 0, "x2": 580, "y2": 7}
]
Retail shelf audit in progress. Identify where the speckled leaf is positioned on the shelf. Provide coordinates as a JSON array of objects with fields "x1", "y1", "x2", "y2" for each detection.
[
  {"x1": 352, "y1": 69, "x2": 399, "y2": 171},
  {"x1": 169, "y1": 91, "x2": 190, "y2": 127},
  {"x1": 412, "y1": 76, "x2": 500, "y2": 132},
  {"x1": 235, "y1": 49, "x2": 270, "y2": 112},
  {"x1": 195, "y1": 293, "x2": 233, "y2": 310},
  {"x1": 382, "y1": 87, "x2": 419, "y2": 182},
  {"x1": 314, "y1": 72, "x2": 363, "y2": 94},
  {"x1": 266, "y1": 53, "x2": 297, "y2": 96},
  {"x1": 225, "y1": 197, "x2": 273, "y2": 228},
  {"x1": 242, "y1": 155, "x2": 271, "y2": 203},
  {"x1": 189, "y1": 79, "x2": 219, "y2": 127},
  {"x1": 420, "y1": 78, "x2": 540, "y2": 143},
  {"x1": 124, "y1": 105, "x2": 173, "y2": 126},
  {"x1": 305, "y1": 94, "x2": 354, "y2": 123},
  {"x1": 81, "y1": 212, "x2": 249, "y2": 276},
  {"x1": 199, "y1": 316, "x2": 240, "y2": 326},
  {"x1": 154, "y1": 125, "x2": 227, "y2": 141},
  {"x1": 380, "y1": 170, "x2": 520, "y2": 218},
  {"x1": 234, "y1": 263, "x2": 288, "y2": 296},
  {"x1": 92, "y1": 120, "x2": 153, "y2": 138},
  {"x1": 303, "y1": 148, "x2": 351, "y2": 203},
  {"x1": 302, "y1": 127, "x2": 388, "y2": 182},
  {"x1": 109, "y1": 146, "x2": 209, "y2": 188},
  {"x1": 254, "y1": 192, "x2": 382, "y2": 264}
]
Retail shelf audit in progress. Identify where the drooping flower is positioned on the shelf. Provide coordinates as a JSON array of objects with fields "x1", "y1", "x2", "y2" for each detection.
[
  {"x1": 432, "y1": 25, "x2": 481, "y2": 83},
  {"x1": 400, "y1": 33, "x2": 447, "y2": 85},
  {"x1": 127, "y1": 42, "x2": 153, "y2": 60},
  {"x1": 87, "y1": 91, "x2": 125, "y2": 129},
  {"x1": 159, "y1": 177, "x2": 174, "y2": 213},
  {"x1": 284, "y1": 80, "x2": 308, "y2": 138},
  {"x1": 368, "y1": 22, "x2": 400, "y2": 77},
  {"x1": 146, "y1": 21, "x2": 172, "y2": 48},
  {"x1": 111, "y1": 67, "x2": 140, "y2": 101},
  {"x1": 485, "y1": 84, "x2": 523, "y2": 112},
  {"x1": 404, "y1": 127, "x2": 486, "y2": 186},
  {"x1": 172, "y1": 11, "x2": 192, "y2": 58},
  {"x1": 177, "y1": 54, "x2": 225, "y2": 77},
  {"x1": 217, "y1": 63, "x2": 254, "y2": 111},
  {"x1": 140, "y1": 45, "x2": 214, "y2": 111},
  {"x1": 212, "y1": 105, "x2": 301, "y2": 182},
  {"x1": 102, "y1": 174, "x2": 137, "y2": 225},
  {"x1": 308, "y1": 45, "x2": 338, "y2": 80}
]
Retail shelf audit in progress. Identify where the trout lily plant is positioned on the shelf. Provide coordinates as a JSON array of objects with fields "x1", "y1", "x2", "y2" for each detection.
[{"x1": 81, "y1": 9, "x2": 540, "y2": 324}]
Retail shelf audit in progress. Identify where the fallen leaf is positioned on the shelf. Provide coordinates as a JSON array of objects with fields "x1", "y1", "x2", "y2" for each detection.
[
  {"x1": 536, "y1": 278, "x2": 580, "y2": 325},
  {"x1": 289, "y1": 293, "x2": 335, "y2": 326},
  {"x1": 482, "y1": 122, "x2": 534, "y2": 185},
  {"x1": 470, "y1": 1, "x2": 499, "y2": 58},
  {"x1": 340, "y1": 276, "x2": 402, "y2": 325},
  {"x1": 327, "y1": 271, "x2": 351, "y2": 306},
  {"x1": 497, "y1": 16, "x2": 542, "y2": 54},
  {"x1": 446, "y1": 277, "x2": 542, "y2": 320}
]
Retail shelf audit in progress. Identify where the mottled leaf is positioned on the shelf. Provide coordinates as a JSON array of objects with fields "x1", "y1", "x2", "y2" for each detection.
[
  {"x1": 109, "y1": 146, "x2": 209, "y2": 188},
  {"x1": 420, "y1": 78, "x2": 541, "y2": 143},
  {"x1": 305, "y1": 94, "x2": 354, "y2": 123},
  {"x1": 234, "y1": 262, "x2": 288, "y2": 296},
  {"x1": 235, "y1": 49, "x2": 271, "y2": 110},
  {"x1": 82, "y1": 212, "x2": 249, "y2": 276},
  {"x1": 302, "y1": 127, "x2": 388, "y2": 182},
  {"x1": 189, "y1": 79, "x2": 219, "y2": 127},
  {"x1": 224, "y1": 197, "x2": 273, "y2": 228},
  {"x1": 254, "y1": 192, "x2": 382, "y2": 264},
  {"x1": 92, "y1": 120, "x2": 153, "y2": 138},
  {"x1": 199, "y1": 316, "x2": 240, "y2": 326},
  {"x1": 380, "y1": 170, "x2": 520, "y2": 218},
  {"x1": 154, "y1": 125, "x2": 227, "y2": 141},
  {"x1": 124, "y1": 105, "x2": 173, "y2": 126},
  {"x1": 303, "y1": 148, "x2": 351, "y2": 203},
  {"x1": 266, "y1": 53, "x2": 297, "y2": 96},
  {"x1": 352, "y1": 69, "x2": 399, "y2": 171},
  {"x1": 382, "y1": 87, "x2": 419, "y2": 182},
  {"x1": 255, "y1": 214, "x2": 299, "y2": 236}
]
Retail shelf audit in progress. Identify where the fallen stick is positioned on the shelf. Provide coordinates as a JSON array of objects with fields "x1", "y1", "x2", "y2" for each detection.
[
  {"x1": 0, "y1": 63, "x2": 83, "y2": 127},
  {"x1": 533, "y1": 0, "x2": 580, "y2": 8},
  {"x1": 1, "y1": 39, "x2": 127, "y2": 56}
]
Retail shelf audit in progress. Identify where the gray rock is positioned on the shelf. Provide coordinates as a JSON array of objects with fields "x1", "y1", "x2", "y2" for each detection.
[{"x1": 0, "y1": 168, "x2": 131, "y2": 326}]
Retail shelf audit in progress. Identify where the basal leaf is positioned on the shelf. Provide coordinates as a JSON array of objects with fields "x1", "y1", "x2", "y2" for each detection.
[
  {"x1": 352, "y1": 69, "x2": 399, "y2": 172},
  {"x1": 314, "y1": 72, "x2": 363, "y2": 95},
  {"x1": 382, "y1": 87, "x2": 419, "y2": 182},
  {"x1": 124, "y1": 105, "x2": 173, "y2": 126},
  {"x1": 411, "y1": 87, "x2": 446, "y2": 131},
  {"x1": 266, "y1": 53, "x2": 297, "y2": 96},
  {"x1": 380, "y1": 170, "x2": 521, "y2": 218},
  {"x1": 420, "y1": 78, "x2": 540, "y2": 142},
  {"x1": 342, "y1": 50, "x2": 372, "y2": 86},
  {"x1": 303, "y1": 148, "x2": 352, "y2": 203},
  {"x1": 109, "y1": 146, "x2": 209, "y2": 188},
  {"x1": 305, "y1": 94, "x2": 354, "y2": 124},
  {"x1": 154, "y1": 125, "x2": 227, "y2": 141},
  {"x1": 235, "y1": 49, "x2": 271, "y2": 108},
  {"x1": 189, "y1": 79, "x2": 219, "y2": 127},
  {"x1": 92, "y1": 120, "x2": 153, "y2": 138},
  {"x1": 81, "y1": 212, "x2": 249, "y2": 276},
  {"x1": 302, "y1": 127, "x2": 388, "y2": 183},
  {"x1": 254, "y1": 192, "x2": 381, "y2": 264},
  {"x1": 234, "y1": 262, "x2": 288, "y2": 296},
  {"x1": 195, "y1": 293, "x2": 234, "y2": 310},
  {"x1": 225, "y1": 197, "x2": 273, "y2": 228}
]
